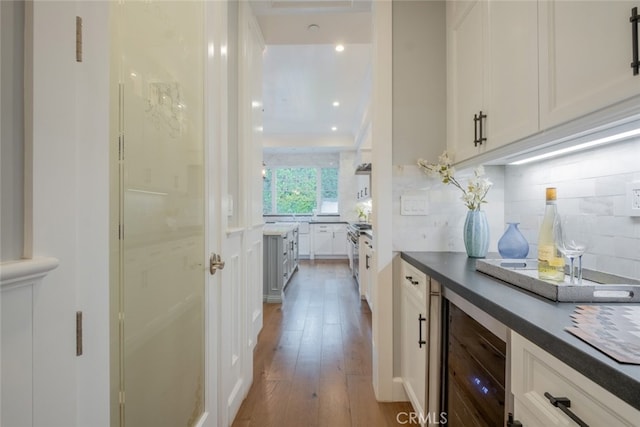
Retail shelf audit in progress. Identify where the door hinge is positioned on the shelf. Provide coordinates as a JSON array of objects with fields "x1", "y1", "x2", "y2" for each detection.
[
  {"x1": 118, "y1": 224, "x2": 124, "y2": 240},
  {"x1": 119, "y1": 390, "x2": 125, "y2": 405},
  {"x1": 76, "y1": 16, "x2": 83, "y2": 62},
  {"x1": 76, "y1": 311, "x2": 83, "y2": 356}
]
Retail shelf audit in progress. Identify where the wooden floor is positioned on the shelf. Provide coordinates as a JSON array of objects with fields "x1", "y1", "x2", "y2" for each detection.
[{"x1": 232, "y1": 260, "x2": 416, "y2": 427}]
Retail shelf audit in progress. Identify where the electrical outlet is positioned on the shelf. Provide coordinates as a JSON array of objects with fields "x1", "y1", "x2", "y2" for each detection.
[
  {"x1": 627, "y1": 181, "x2": 640, "y2": 217},
  {"x1": 401, "y1": 193, "x2": 429, "y2": 216}
]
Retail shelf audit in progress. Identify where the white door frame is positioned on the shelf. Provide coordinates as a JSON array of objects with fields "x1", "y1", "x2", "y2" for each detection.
[{"x1": 199, "y1": 1, "x2": 228, "y2": 426}]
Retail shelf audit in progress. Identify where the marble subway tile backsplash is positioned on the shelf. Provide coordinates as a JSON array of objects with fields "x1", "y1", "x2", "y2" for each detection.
[
  {"x1": 394, "y1": 137, "x2": 640, "y2": 280},
  {"x1": 505, "y1": 137, "x2": 640, "y2": 280},
  {"x1": 392, "y1": 164, "x2": 504, "y2": 253}
]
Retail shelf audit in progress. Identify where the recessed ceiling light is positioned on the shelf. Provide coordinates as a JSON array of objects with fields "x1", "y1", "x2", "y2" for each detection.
[
  {"x1": 331, "y1": 126, "x2": 337, "y2": 131},
  {"x1": 307, "y1": 24, "x2": 320, "y2": 32},
  {"x1": 335, "y1": 44, "x2": 345, "y2": 52},
  {"x1": 333, "y1": 101, "x2": 340, "y2": 107}
]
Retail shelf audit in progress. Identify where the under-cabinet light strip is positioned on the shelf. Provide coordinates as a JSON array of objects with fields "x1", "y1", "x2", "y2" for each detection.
[{"x1": 509, "y1": 127, "x2": 640, "y2": 165}]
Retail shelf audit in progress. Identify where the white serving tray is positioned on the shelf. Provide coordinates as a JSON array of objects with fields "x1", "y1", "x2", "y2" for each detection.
[{"x1": 475, "y1": 259, "x2": 640, "y2": 303}]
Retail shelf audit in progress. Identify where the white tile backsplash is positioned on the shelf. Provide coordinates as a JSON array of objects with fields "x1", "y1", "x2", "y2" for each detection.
[
  {"x1": 393, "y1": 137, "x2": 640, "y2": 280},
  {"x1": 505, "y1": 137, "x2": 640, "y2": 280},
  {"x1": 392, "y1": 164, "x2": 504, "y2": 253}
]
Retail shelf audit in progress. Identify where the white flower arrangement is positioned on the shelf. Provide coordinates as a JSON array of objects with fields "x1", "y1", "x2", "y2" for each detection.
[
  {"x1": 417, "y1": 151, "x2": 492, "y2": 211},
  {"x1": 355, "y1": 201, "x2": 372, "y2": 222}
]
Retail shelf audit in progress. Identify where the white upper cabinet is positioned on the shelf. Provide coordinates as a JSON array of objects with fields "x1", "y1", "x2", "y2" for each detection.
[
  {"x1": 486, "y1": 0, "x2": 539, "y2": 147},
  {"x1": 539, "y1": 1, "x2": 640, "y2": 129},
  {"x1": 447, "y1": 0, "x2": 640, "y2": 164},
  {"x1": 447, "y1": 0, "x2": 539, "y2": 163},
  {"x1": 447, "y1": 0, "x2": 486, "y2": 163}
]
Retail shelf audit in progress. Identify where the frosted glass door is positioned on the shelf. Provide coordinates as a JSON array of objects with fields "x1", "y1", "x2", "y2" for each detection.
[{"x1": 115, "y1": 1, "x2": 205, "y2": 426}]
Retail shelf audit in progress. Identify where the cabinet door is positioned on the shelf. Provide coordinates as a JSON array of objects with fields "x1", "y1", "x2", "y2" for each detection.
[
  {"x1": 486, "y1": 0, "x2": 539, "y2": 148},
  {"x1": 332, "y1": 226, "x2": 348, "y2": 256},
  {"x1": 298, "y1": 234, "x2": 310, "y2": 256},
  {"x1": 401, "y1": 282, "x2": 427, "y2": 419},
  {"x1": 511, "y1": 332, "x2": 640, "y2": 426},
  {"x1": 358, "y1": 240, "x2": 367, "y2": 298},
  {"x1": 447, "y1": 0, "x2": 485, "y2": 163},
  {"x1": 362, "y1": 237, "x2": 373, "y2": 308},
  {"x1": 539, "y1": 1, "x2": 640, "y2": 129},
  {"x1": 313, "y1": 225, "x2": 333, "y2": 255}
]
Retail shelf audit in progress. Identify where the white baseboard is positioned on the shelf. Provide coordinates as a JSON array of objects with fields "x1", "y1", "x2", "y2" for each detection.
[{"x1": 392, "y1": 376, "x2": 409, "y2": 402}]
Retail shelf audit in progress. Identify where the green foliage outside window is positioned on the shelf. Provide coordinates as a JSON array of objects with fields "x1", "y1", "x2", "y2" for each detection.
[
  {"x1": 275, "y1": 168, "x2": 317, "y2": 214},
  {"x1": 262, "y1": 169, "x2": 272, "y2": 215},
  {"x1": 263, "y1": 167, "x2": 339, "y2": 214}
]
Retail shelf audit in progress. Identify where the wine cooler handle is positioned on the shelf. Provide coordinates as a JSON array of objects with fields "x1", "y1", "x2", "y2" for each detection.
[
  {"x1": 418, "y1": 314, "x2": 427, "y2": 348},
  {"x1": 544, "y1": 392, "x2": 589, "y2": 427},
  {"x1": 631, "y1": 7, "x2": 639, "y2": 75}
]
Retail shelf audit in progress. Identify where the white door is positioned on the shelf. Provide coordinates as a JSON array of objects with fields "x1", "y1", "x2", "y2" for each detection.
[
  {"x1": 112, "y1": 1, "x2": 216, "y2": 426},
  {"x1": 207, "y1": 2, "x2": 252, "y2": 427}
]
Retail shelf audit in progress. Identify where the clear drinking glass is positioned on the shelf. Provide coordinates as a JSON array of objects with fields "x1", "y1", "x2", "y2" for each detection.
[{"x1": 553, "y1": 214, "x2": 592, "y2": 284}]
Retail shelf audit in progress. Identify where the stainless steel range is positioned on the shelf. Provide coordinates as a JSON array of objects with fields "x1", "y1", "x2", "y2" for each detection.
[{"x1": 347, "y1": 222, "x2": 372, "y2": 285}]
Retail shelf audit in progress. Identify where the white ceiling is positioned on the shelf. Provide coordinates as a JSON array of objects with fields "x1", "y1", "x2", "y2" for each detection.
[{"x1": 251, "y1": 0, "x2": 373, "y2": 153}]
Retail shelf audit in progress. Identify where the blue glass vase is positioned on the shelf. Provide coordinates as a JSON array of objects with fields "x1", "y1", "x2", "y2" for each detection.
[
  {"x1": 497, "y1": 222, "x2": 529, "y2": 259},
  {"x1": 463, "y1": 210, "x2": 490, "y2": 258}
]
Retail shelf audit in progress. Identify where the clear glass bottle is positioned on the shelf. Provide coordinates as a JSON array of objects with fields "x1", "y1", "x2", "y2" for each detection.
[{"x1": 537, "y1": 187, "x2": 565, "y2": 282}]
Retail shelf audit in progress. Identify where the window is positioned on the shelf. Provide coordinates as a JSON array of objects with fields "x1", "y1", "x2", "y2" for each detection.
[{"x1": 263, "y1": 167, "x2": 339, "y2": 215}]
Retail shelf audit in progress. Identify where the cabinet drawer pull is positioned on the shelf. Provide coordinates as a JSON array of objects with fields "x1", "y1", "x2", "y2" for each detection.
[
  {"x1": 418, "y1": 314, "x2": 427, "y2": 348},
  {"x1": 544, "y1": 392, "x2": 589, "y2": 427},
  {"x1": 631, "y1": 7, "x2": 640, "y2": 75},
  {"x1": 404, "y1": 275, "x2": 419, "y2": 285}
]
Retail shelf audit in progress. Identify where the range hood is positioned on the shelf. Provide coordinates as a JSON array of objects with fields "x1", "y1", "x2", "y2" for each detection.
[{"x1": 355, "y1": 163, "x2": 371, "y2": 175}]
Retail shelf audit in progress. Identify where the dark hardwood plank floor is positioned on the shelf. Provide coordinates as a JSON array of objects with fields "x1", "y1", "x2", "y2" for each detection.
[{"x1": 232, "y1": 260, "x2": 416, "y2": 427}]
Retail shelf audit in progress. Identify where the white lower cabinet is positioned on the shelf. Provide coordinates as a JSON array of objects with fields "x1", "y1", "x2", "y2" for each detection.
[
  {"x1": 311, "y1": 223, "x2": 348, "y2": 257},
  {"x1": 511, "y1": 331, "x2": 640, "y2": 426},
  {"x1": 400, "y1": 259, "x2": 436, "y2": 426},
  {"x1": 359, "y1": 234, "x2": 374, "y2": 309}
]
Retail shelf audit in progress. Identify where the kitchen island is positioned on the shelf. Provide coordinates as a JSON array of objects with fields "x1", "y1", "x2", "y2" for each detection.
[
  {"x1": 263, "y1": 223, "x2": 299, "y2": 302},
  {"x1": 401, "y1": 251, "x2": 640, "y2": 413}
]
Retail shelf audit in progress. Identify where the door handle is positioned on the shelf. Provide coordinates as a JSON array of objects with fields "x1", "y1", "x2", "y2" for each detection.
[{"x1": 209, "y1": 253, "x2": 225, "y2": 275}]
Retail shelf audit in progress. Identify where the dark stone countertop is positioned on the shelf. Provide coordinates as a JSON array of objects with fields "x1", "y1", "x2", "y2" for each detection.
[{"x1": 401, "y1": 251, "x2": 640, "y2": 411}]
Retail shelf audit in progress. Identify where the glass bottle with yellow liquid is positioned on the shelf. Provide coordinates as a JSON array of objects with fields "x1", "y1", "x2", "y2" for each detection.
[{"x1": 538, "y1": 187, "x2": 565, "y2": 282}]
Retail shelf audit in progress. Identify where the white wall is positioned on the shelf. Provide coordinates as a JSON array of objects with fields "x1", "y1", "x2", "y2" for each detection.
[
  {"x1": 0, "y1": 0, "x2": 25, "y2": 261},
  {"x1": 392, "y1": 0, "x2": 446, "y2": 166},
  {"x1": 28, "y1": 2, "x2": 109, "y2": 426},
  {"x1": 505, "y1": 137, "x2": 640, "y2": 281},
  {"x1": 75, "y1": 2, "x2": 110, "y2": 426}
]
